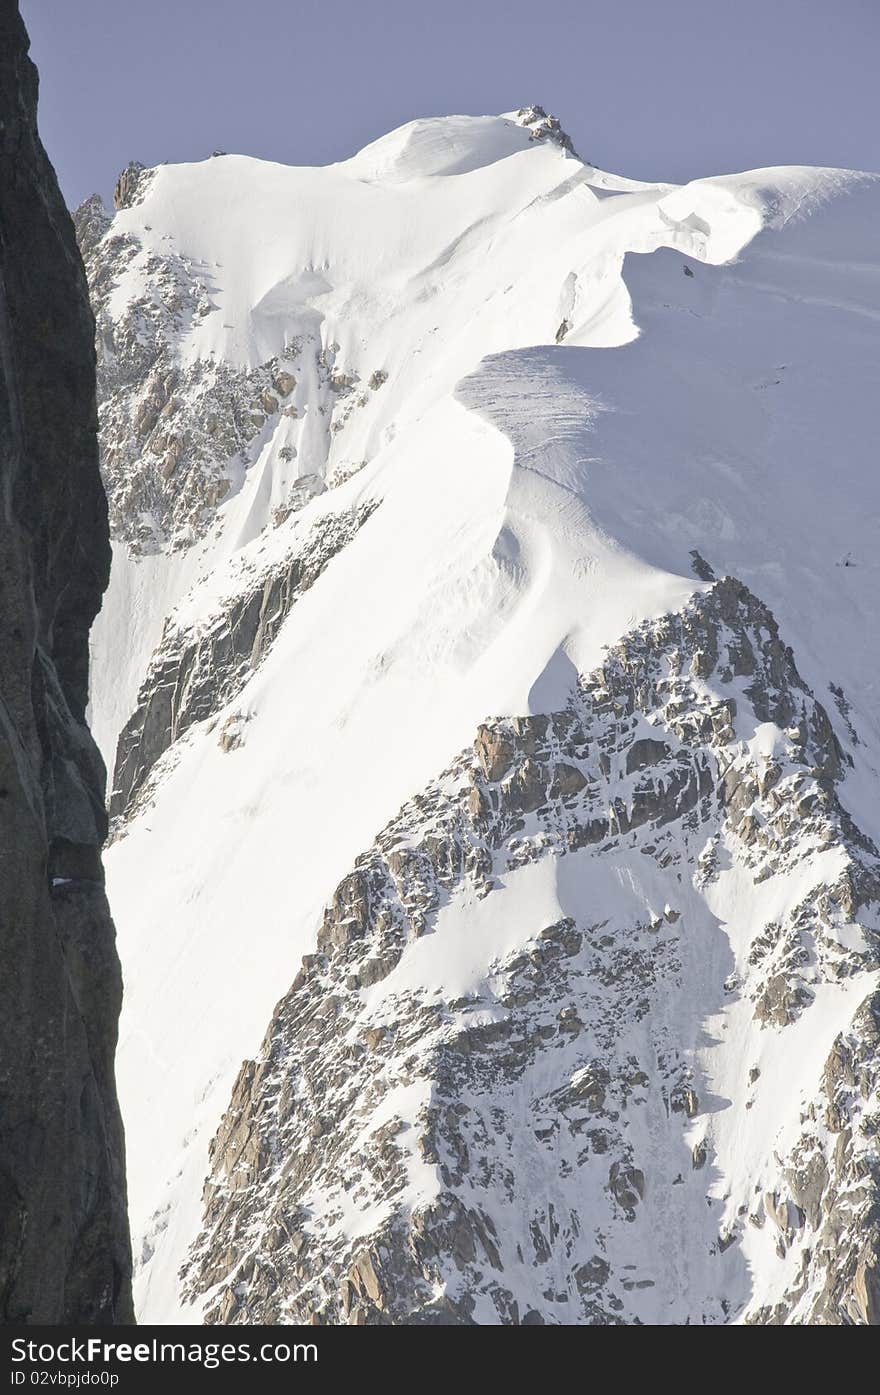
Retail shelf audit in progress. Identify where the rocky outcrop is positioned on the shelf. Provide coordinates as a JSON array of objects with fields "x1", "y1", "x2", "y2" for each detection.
[
  {"x1": 110, "y1": 500, "x2": 378, "y2": 820},
  {"x1": 749, "y1": 988, "x2": 880, "y2": 1324},
  {"x1": 514, "y1": 106, "x2": 580, "y2": 160},
  {"x1": 180, "y1": 578, "x2": 880, "y2": 1324},
  {"x1": 113, "y1": 160, "x2": 149, "y2": 212},
  {"x1": 0, "y1": 2, "x2": 132, "y2": 1322},
  {"x1": 70, "y1": 194, "x2": 387, "y2": 552}
]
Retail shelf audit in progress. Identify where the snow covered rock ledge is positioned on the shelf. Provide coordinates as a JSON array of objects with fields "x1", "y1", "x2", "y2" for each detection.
[{"x1": 181, "y1": 579, "x2": 880, "y2": 1325}]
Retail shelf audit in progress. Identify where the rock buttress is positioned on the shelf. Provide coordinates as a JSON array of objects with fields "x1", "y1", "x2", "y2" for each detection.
[
  {"x1": 181, "y1": 580, "x2": 880, "y2": 1325},
  {"x1": 0, "y1": 0, "x2": 132, "y2": 1323}
]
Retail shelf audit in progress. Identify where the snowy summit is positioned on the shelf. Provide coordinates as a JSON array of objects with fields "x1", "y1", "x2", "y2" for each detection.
[{"x1": 74, "y1": 107, "x2": 880, "y2": 1325}]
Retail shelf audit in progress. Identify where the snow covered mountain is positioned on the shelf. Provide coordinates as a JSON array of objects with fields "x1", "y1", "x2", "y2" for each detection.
[{"x1": 75, "y1": 106, "x2": 880, "y2": 1325}]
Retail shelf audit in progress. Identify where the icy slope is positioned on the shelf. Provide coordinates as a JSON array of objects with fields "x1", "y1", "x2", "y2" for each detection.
[{"x1": 79, "y1": 109, "x2": 880, "y2": 1323}]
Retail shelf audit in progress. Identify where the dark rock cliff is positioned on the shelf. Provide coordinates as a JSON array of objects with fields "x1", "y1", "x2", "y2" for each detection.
[{"x1": 0, "y1": 1, "x2": 132, "y2": 1322}]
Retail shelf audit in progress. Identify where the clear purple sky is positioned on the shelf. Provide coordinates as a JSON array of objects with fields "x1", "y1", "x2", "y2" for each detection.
[{"x1": 22, "y1": 0, "x2": 880, "y2": 209}]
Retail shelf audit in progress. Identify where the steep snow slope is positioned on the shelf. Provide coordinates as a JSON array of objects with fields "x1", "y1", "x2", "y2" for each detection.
[{"x1": 81, "y1": 109, "x2": 880, "y2": 1323}]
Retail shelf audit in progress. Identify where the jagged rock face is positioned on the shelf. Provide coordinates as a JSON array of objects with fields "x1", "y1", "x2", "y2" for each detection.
[
  {"x1": 180, "y1": 579, "x2": 880, "y2": 1325},
  {"x1": 113, "y1": 160, "x2": 147, "y2": 212},
  {"x1": 73, "y1": 190, "x2": 261, "y2": 550},
  {"x1": 514, "y1": 105, "x2": 581, "y2": 160},
  {"x1": 0, "y1": 2, "x2": 132, "y2": 1323},
  {"x1": 110, "y1": 501, "x2": 378, "y2": 820},
  {"x1": 72, "y1": 187, "x2": 382, "y2": 552}
]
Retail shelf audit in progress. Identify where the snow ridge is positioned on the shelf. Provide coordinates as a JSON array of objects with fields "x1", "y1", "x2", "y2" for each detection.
[{"x1": 76, "y1": 113, "x2": 880, "y2": 1323}]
